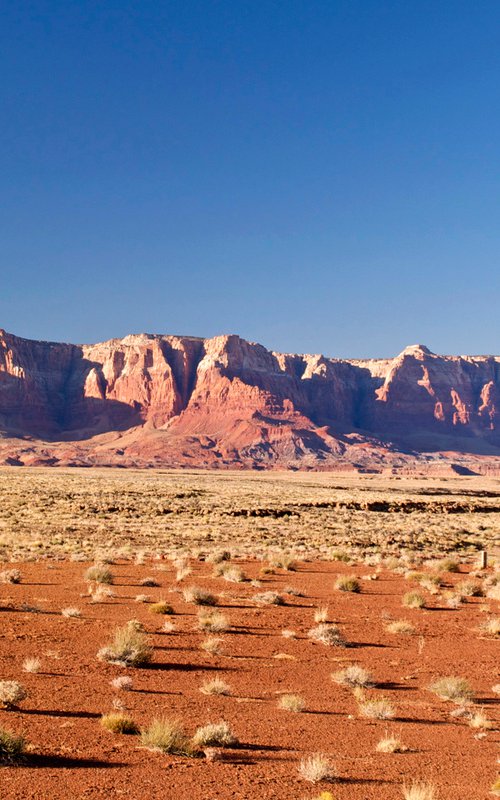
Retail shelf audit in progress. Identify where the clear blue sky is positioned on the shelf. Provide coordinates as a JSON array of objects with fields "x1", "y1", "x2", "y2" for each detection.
[{"x1": 1, "y1": 1, "x2": 499, "y2": 358}]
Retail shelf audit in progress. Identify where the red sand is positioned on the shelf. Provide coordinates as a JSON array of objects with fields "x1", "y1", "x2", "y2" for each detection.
[{"x1": 0, "y1": 559, "x2": 499, "y2": 799}]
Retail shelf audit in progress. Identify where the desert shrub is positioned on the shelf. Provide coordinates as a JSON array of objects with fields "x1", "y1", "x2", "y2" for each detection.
[
  {"x1": 0, "y1": 569, "x2": 21, "y2": 584},
  {"x1": 140, "y1": 577, "x2": 160, "y2": 587},
  {"x1": 402, "y1": 782, "x2": 438, "y2": 800},
  {"x1": 85, "y1": 564, "x2": 113, "y2": 584},
  {"x1": 140, "y1": 717, "x2": 193, "y2": 755},
  {"x1": 298, "y1": 753, "x2": 336, "y2": 783},
  {"x1": 214, "y1": 564, "x2": 246, "y2": 583},
  {"x1": 456, "y1": 579, "x2": 483, "y2": 597},
  {"x1": 335, "y1": 575, "x2": 360, "y2": 593},
  {"x1": 314, "y1": 606, "x2": 329, "y2": 623},
  {"x1": 468, "y1": 709, "x2": 493, "y2": 730},
  {"x1": 402, "y1": 591, "x2": 426, "y2": 609},
  {"x1": 438, "y1": 558, "x2": 460, "y2": 573},
  {"x1": 278, "y1": 693, "x2": 305, "y2": 712},
  {"x1": 0, "y1": 727, "x2": 26, "y2": 763},
  {"x1": 376, "y1": 735, "x2": 408, "y2": 753},
  {"x1": 100, "y1": 712, "x2": 138, "y2": 734},
  {"x1": 385, "y1": 619, "x2": 415, "y2": 635},
  {"x1": 359, "y1": 697, "x2": 394, "y2": 719},
  {"x1": 135, "y1": 594, "x2": 151, "y2": 603},
  {"x1": 283, "y1": 585, "x2": 304, "y2": 597},
  {"x1": 148, "y1": 601, "x2": 173, "y2": 615},
  {"x1": 200, "y1": 636, "x2": 224, "y2": 655},
  {"x1": 200, "y1": 678, "x2": 231, "y2": 696},
  {"x1": 197, "y1": 610, "x2": 229, "y2": 633},
  {"x1": 479, "y1": 617, "x2": 500, "y2": 637},
  {"x1": 192, "y1": 720, "x2": 237, "y2": 748},
  {"x1": 270, "y1": 553, "x2": 297, "y2": 571},
  {"x1": 111, "y1": 676, "x2": 133, "y2": 691},
  {"x1": 175, "y1": 564, "x2": 192, "y2": 581},
  {"x1": 183, "y1": 586, "x2": 217, "y2": 606},
  {"x1": 22, "y1": 657, "x2": 41, "y2": 674},
  {"x1": 429, "y1": 676, "x2": 474, "y2": 703},
  {"x1": 97, "y1": 622, "x2": 153, "y2": 667},
  {"x1": 0, "y1": 681, "x2": 27, "y2": 709},
  {"x1": 282, "y1": 629, "x2": 297, "y2": 639},
  {"x1": 89, "y1": 586, "x2": 115, "y2": 603},
  {"x1": 206, "y1": 549, "x2": 231, "y2": 564},
  {"x1": 491, "y1": 777, "x2": 500, "y2": 797},
  {"x1": 330, "y1": 550, "x2": 351, "y2": 563},
  {"x1": 308, "y1": 623, "x2": 346, "y2": 647},
  {"x1": 332, "y1": 664, "x2": 373, "y2": 688},
  {"x1": 61, "y1": 607, "x2": 82, "y2": 617},
  {"x1": 253, "y1": 591, "x2": 285, "y2": 606}
]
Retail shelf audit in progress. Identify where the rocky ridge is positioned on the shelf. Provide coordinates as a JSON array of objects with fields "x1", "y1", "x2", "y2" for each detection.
[{"x1": 1, "y1": 328, "x2": 500, "y2": 472}]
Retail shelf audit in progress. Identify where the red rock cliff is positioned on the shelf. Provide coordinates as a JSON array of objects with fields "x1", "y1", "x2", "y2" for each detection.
[{"x1": 1, "y1": 329, "x2": 500, "y2": 469}]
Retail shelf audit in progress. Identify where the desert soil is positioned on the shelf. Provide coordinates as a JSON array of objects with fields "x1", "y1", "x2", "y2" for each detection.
[{"x1": 0, "y1": 557, "x2": 499, "y2": 799}]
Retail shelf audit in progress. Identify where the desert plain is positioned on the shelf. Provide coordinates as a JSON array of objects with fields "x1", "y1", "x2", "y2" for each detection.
[{"x1": 0, "y1": 468, "x2": 499, "y2": 799}]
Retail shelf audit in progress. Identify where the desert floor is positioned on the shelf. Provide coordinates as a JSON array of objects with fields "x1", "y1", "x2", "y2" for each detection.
[{"x1": 0, "y1": 469, "x2": 499, "y2": 799}]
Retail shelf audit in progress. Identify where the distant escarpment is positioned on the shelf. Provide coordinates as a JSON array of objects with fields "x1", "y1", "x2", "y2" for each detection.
[{"x1": 1, "y1": 329, "x2": 500, "y2": 473}]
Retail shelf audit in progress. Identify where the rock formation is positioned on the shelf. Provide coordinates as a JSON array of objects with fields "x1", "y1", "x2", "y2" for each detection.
[{"x1": 1, "y1": 328, "x2": 500, "y2": 472}]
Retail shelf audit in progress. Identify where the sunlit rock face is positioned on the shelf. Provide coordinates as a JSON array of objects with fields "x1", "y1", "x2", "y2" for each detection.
[{"x1": 1, "y1": 329, "x2": 500, "y2": 470}]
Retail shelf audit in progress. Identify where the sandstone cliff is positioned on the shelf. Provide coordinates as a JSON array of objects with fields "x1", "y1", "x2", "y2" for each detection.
[{"x1": 1, "y1": 329, "x2": 500, "y2": 471}]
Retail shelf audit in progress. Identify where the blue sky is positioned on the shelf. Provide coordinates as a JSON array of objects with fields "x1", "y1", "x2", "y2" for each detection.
[{"x1": 1, "y1": 1, "x2": 499, "y2": 358}]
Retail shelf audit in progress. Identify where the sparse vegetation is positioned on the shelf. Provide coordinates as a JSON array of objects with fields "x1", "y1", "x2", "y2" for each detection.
[
  {"x1": 278, "y1": 693, "x2": 305, "y2": 712},
  {"x1": 0, "y1": 727, "x2": 27, "y2": 763},
  {"x1": 200, "y1": 677, "x2": 231, "y2": 696},
  {"x1": 359, "y1": 697, "x2": 395, "y2": 719},
  {"x1": 85, "y1": 564, "x2": 113, "y2": 584},
  {"x1": 335, "y1": 575, "x2": 360, "y2": 593},
  {"x1": 402, "y1": 591, "x2": 426, "y2": 609},
  {"x1": 402, "y1": 782, "x2": 438, "y2": 800},
  {"x1": 98, "y1": 622, "x2": 153, "y2": 666},
  {"x1": 332, "y1": 664, "x2": 373, "y2": 687},
  {"x1": 298, "y1": 753, "x2": 336, "y2": 783},
  {"x1": 140, "y1": 717, "x2": 194, "y2": 756},
  {"x1": 0, "y1": 681, "x2": 27, "y2": 709},
  {"x1": 429, "y1": 676, "x2": 474, "y2": 703},
  {"x1": 192, "y1": 720, "x2": 238, "y2": 748},
  {"x1": 308, "y1": 623, "x2": 346, "y2": 647},
  {"x1": 100, "y1": 712, "x2": 138, "y2": 734},
  {"x1": 376, "y1": 734, "x2": 408, "y2": 753},
  {"x1": 183, "y1": 586, "x2": 218, "y2": 606},
  {"x1": 22, "y1": 657, "x2": 41, "y2": 674},
  {"x1": 148, "y1": 600, "x2": 173, "y2": 615}
]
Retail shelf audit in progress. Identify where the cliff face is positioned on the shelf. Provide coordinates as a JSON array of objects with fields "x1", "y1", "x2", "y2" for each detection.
[{"x1": 1, "y1": 328, "x2": 500, "y2": 470}]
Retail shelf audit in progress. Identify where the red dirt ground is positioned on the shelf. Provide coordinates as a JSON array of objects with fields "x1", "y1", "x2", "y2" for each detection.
[{"x1": 0, "y1": 559, "x2": 499, "y2": 799}]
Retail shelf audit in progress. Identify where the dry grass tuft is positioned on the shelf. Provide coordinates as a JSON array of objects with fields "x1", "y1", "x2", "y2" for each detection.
[
  {"x1": 97, "y1": 622, "x2": 153, "y2": 667},
  {"x1": 402, "y1": 591, "x2": 426, "y2": 609},
  {"x1": 148, "y1": 601, "x2": 173, "y2": 615},
  {"x1": 298, "y1": 753, "x2": 336, "y2": 783},
  {"x1": 140, "y1": 717, "x2": 194, "y2": 756},
  {"x1": 0, "y1": 727, "x2": 27, "y2": 763},
  {"x1": 376, "y1": 734, "x2": 408, "y2": 753},
  {"x1": 332, "y1": 664, "x2": 373, "y2": 688},
  {"x1": 200, "y1": 677, "x2": 231, "y2": 696},
  {"x1": 277, "y1": 693, "x2": 306, "y2": 712},
  {"x1": 335, "y1": 575, "x2": 360, "y2": 593},
  {"x1": 22, "y1": 657, "x2": 41, "y2": 674},
  {"x1": 183, "y1": 586, "x2": 218, "y2": 606},
  {"x1": 359, "y1": 697, "x2": 395, "y2": 720},
  {"x1": 308, "y1": 623, "x2": 346, "y2": 647},
  {"x1": 402, "y1": 781, "x2": 438, "y2": 800},
  {"x1": 192, "y1": 720, "x2": 238, "y2": 748},
  {"x1": 429, "y1": 676, "x2": 474, "y2": 703},
  {"x1": 100, "y1": 712, "x2": 138, "y2": 734},
  {"x1": 85, "y1": 564, "x2": 113, "y2": 584},
  {"x1": 0, "y1": 681, "x2": 27, "y2": 709}
]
